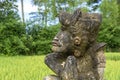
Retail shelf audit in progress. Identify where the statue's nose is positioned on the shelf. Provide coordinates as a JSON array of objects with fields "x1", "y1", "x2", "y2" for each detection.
[{"x1": 53, "y1": 37, "x2": 59, "y2": 41}]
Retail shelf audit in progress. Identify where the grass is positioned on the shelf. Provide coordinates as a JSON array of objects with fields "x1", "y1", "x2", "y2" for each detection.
[
  {"x1": 0, "y1": 52, "x2": 120, "y2": 80},
  {"x1": 104, "y1": 52, "x2": 120, "y2": 80},
  {"x1": 0, "y1": 56, "x2": 53, "y2": 80}
]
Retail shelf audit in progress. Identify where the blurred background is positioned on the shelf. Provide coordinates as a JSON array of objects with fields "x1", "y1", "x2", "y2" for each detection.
[{"x1": 0, "y1": 0, "x2": 120, "y2": 56}]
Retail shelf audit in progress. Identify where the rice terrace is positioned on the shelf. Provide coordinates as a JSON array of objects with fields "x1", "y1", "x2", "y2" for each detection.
[
  {"x1": 0, "y1": 0, "x2": 120, "y2": 80},
  {"x1": 0, "y1": 52, "x2": 119, "y2": 80}
]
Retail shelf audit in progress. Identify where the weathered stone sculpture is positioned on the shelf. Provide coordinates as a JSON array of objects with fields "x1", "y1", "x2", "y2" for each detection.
[{"x1": 44, "y1": 9, "x2": 106, "y2": 80}]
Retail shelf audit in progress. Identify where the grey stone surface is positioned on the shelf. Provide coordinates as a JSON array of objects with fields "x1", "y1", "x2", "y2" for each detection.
[{"x1": 44, "y1": 9, "x2": 106, "y2": 80}]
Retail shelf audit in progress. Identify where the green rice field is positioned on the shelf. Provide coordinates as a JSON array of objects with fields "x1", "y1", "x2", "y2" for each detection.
[{"x1": 0, "y1": 52, "x2": 120, "y2": 80}]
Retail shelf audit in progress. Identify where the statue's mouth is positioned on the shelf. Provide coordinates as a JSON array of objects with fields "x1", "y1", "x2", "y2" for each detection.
[{"x1": 52, "y1": 41, "x2": 61, "y2": 47}]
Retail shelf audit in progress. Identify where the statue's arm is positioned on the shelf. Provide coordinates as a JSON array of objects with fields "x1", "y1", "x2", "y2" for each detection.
[
  {"x1": 45, "y1": 53, "x2": 65, "y2": 75},
  {"x1": 95, "y1": 47, "x2": 106, "y2": 80},
  {"x1": 96, "y1": 47, "x2": 106, "y2": 68},
  {"x1": 89, "y1": 43, "x2": 106, "y2": 80},
  {"x1": 94, "y1": 43, "x2": 106, "y2": 80}
]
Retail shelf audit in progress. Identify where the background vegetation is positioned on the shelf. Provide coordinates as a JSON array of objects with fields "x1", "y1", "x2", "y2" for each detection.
[
  {"x1": 0, "y1": 1, "x2": 119, "y2": 80},
  {"x1": 0, "y1": 0, "x2": 120, "y2": 55}
]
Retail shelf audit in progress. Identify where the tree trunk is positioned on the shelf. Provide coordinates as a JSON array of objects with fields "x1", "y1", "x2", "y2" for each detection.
[{"x1": 21, "y1": 0, "x2": 25, "y2": 24}]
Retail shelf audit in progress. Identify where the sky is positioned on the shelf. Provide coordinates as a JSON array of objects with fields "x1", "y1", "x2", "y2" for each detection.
[
  {"x1": 16, "y1": 0, "x2": 101, "y2": 24},
  {"x1": 16, "y1": 0, "x2": 38, "y2": 20}
]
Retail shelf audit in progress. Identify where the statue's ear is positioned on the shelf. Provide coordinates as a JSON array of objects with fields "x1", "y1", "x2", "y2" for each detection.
[
  {"x1": 73, "y1": 36, "x2": 82, "y2": 57},
  {"x1": 73, "y1": 36, "x2": 81, "y2": 46}
]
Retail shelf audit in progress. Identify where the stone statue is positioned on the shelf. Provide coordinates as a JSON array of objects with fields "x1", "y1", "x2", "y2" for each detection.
[{"x1": 44, "y1": 9, "x2": 106, "y2": 80}]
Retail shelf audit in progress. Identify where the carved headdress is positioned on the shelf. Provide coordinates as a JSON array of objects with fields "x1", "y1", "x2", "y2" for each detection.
[{"x1": 59, "y1": 9, "x2": 102, "y2": 57}]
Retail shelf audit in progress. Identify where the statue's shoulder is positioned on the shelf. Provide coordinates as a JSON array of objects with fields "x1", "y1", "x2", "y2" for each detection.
[
  {"x1": 89, "y1": 43, "x2": 106, "y2": 68},
  {"x1": 93, "y1": 42, "x2": 106, "y2": 52},
  {"x1": 87, "y1": 42, "x2": 106, "y2": 54},
  {"x1": 46, "y1": 52, "x2": 67, "y2": 60},
  {"x1": 46, "y1": 52, "x2": 62, "y2": 57}
]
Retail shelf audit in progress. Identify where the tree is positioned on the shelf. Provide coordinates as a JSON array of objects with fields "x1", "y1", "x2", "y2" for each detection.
[
  {"x1": 25, "y1": 20, "x2": 60, "y2": 55},
  {"x1": 98, "y1": 0, "x2": 120, "y2": 51},
  {"x1": 85, "y1": 0, "x2": 101, "y2": 11},
  {"x1": 0, "y1": 0, "x2": 27, "y2": 55},
  {"x1": 31, "y1": 0, "x2": 89, "y2": 27},
  {"x1": 117, "y1": 0, "x2": 120, "y2": 27}
]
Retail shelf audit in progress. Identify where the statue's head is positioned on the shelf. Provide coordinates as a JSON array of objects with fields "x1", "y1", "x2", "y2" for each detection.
[
  {"x1": 52, "y1": 9, "x2": 102, "y2": 57},
  {"x1": 51, "y1": 28, "x2": 73, "y2": 53}
]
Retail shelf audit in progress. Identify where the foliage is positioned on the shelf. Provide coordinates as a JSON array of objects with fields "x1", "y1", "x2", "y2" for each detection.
[
  {"x1": 0, "y1": 0, "x2": 27, "y2": 55},
  {"x1": 98, "y1": 0, "x2": 120, "y2": 51},
  {"x1": 86, "y1": 0, "x2": 101, "y2": 11},
  {"x1": 0, "y1": 53, "x2": 120, "y2": 80},
  {"x1": 0, "y1": 0, "x2": 60, "y2": 56},
  {"x1": 31, "y1": 0, "x2": 89, "y2": 27},
  {"x1": 24, "y1": 23, "x2": 60, "y2": 55},
  {"x1": 0, "y1": 0, "x2": 120, "y2": 56}
]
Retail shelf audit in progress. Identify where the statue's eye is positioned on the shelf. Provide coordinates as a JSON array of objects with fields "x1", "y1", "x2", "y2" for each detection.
[{"x1": 61, "y1": 26, "x2": 66, "y2": 31}]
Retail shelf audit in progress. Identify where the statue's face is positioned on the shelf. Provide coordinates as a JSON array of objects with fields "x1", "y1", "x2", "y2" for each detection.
[{"x1": 52, "y1": 27, "x2": 73, "y2": 53}]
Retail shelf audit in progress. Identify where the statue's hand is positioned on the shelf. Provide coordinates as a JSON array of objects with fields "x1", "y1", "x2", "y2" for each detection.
[
  {"x1": 45, "y1": 53, "x2": 65, "y2": 75},
  {"x1": 61, "y1": 56, "x2": 78, "y2": 80},
  {"x1": 66, "y1": 56, "x2": 77, "y2": 66}
]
